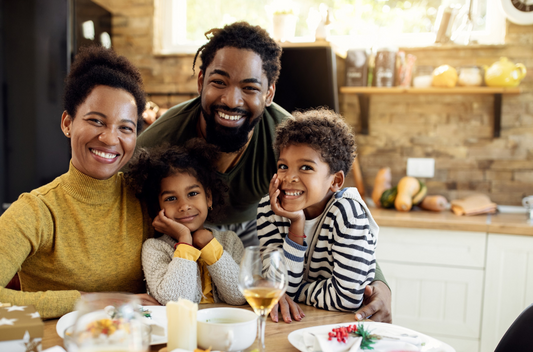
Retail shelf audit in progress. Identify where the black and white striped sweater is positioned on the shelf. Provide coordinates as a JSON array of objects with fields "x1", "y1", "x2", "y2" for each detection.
[{"x1": 257, "y1": 187, "x2": 378, "y2": 312}]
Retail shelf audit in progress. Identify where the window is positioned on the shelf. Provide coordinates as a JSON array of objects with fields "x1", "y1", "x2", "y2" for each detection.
[{"x1": 155, "y1": 0, "x2": 505, "y2": 54}]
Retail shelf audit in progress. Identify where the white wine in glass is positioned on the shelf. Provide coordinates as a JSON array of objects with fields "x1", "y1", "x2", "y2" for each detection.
[{"x1": 239, "y1": 246, "x2": 288, "y2": 352}]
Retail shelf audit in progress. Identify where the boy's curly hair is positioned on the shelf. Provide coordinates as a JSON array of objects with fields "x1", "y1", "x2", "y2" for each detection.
[
  {"x1": 125, "y1": 139, "x2": 228, "y2": 222},
  {"x1": 193, "y1": 21, "x2": 282, "y2": 86},
  {"x1": 64, "y1": 45, "x2": 146, "y2": 134},
  {"x1": 274, "y1": 108, "x2": 357, "y2": 175}
]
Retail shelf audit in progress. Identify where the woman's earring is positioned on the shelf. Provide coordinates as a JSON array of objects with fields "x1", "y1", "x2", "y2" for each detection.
[
  {"x1": 209, "y1": 206, "x2": 213, "y2": 211},
  {"x1": 66, "y1": 132, "x2": 70, "y2": 137}
]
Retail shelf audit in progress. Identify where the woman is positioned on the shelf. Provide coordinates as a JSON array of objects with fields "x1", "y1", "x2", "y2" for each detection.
[{"x1": 0, "y1": 46, "x2": 158, "y2": 319}]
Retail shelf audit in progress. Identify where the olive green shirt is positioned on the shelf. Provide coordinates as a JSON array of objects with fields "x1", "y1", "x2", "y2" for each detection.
[{"x1": 136, "y1": 97, "x2": 291, "y2": 225}]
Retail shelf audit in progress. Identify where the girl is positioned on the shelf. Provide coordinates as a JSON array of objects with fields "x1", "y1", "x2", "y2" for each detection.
[{"x1": 126, "y1": 139, "x2": 246, "y2": 305}]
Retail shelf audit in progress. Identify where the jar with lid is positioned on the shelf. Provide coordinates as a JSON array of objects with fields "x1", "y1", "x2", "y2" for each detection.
[
  {"x1": 373, "y1": 46, "x2": 398, "y2": 87},
  {"x1": 412, "y1": 65, "x2": 434, "y2": 88},
  {"x1": 458, "y1": 66, "x2": 483, "y2": 86}
]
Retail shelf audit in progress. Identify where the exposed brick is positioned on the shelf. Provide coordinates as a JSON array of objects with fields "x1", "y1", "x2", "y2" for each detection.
[
  {"x1": 105, "y1": 0, "x2": 533, "y2": 206},
  {"x1": 448, "y1": 169, "x2": 485, "y2": 181},
  {"x1": 515, "y1": 171, "x2": 533, "y2": 183},
  {"x1": 485, "y1": 170, "x2": 513, "y2": 181}
]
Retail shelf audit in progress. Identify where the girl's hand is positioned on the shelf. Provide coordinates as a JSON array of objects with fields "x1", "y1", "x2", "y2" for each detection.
[
  {"x1": 269, "y1": 174, "x2": 305, "y2": 223},
  {"x1": 152, "y1": 209, "x2": 192, "y2": 244},
  {"x1": 192, "y1": 228, "x2": 214, "y2": 249}
]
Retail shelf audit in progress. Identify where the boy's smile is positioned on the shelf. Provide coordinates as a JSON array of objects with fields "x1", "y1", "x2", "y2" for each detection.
[{"x1": 277, "y1": 144, "x2": 341, "y2": 220}]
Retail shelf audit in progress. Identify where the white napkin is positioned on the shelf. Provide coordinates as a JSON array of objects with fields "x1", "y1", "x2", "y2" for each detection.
[
  {"x1": 142, "y1": 316, "x2": 165, "y2": 336},
  {"x1": 371, "y1": 340, "x2": 420, "y2": 351},
  {"x1": 303, "y1": 332, "x2": 362, "y2": 352},
  {"x1": 42, "y1": 347, "x2": 67, "y2": 352},
  {"x1": 302, "y1": 330, "x2": 423, "y2": 352}
]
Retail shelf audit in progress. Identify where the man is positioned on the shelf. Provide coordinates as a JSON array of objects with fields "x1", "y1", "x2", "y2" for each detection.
[{"x1": 136, "y1": 21, "x2": 391, "y2": 324}]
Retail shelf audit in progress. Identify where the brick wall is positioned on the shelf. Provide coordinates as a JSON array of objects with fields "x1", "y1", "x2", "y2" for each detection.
[{"x1": 96, "y1": 0, "x2": 533, "y2": 205}]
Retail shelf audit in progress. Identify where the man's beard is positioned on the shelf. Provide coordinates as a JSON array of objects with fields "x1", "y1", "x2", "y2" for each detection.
[{"x1": 202, "y1": 104, "x2": 263, "y2": 153}]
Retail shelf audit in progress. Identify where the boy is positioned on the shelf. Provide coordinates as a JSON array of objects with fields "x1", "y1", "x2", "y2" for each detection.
[{"x1": 257, "y1": 108, "x2": 379, "y2": 312}]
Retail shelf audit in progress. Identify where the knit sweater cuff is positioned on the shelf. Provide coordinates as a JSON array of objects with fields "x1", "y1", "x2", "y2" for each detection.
[
  {"x1": 199, "y1": 238, "x2": 223, "y2": 266},
  {"x1": 174, "y1": 244, "x2": 201, "y2": 261},
  {"x1": 283, "y1": 236, "x2": 307, "y2": 263}
]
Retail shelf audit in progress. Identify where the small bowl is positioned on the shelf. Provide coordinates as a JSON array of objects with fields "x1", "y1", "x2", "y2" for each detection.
[{"x1": 197, "y1": 308, "x2": 258, "y2": 351}]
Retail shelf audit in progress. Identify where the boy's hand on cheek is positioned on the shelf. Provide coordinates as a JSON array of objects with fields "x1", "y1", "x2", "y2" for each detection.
[
  {"x1": 269, "y1": 174, "x2": 305, "y2": 222},
  {"x1": 152, "y1": 209, "x2": 192, "y2": 244},
  {"x1": 192, "y1": 228, "x2": 214, "y2": 249}
]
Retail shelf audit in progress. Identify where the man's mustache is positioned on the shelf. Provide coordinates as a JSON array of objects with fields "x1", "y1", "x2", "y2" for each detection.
[{"x1": 210, "y1": 104, "x2": 250, "y2": 117}]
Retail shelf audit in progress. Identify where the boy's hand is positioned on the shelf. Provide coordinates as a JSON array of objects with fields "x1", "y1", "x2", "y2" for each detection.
[
  {"x1": 269, "y1": 174, "x2": 305, "y2": 223},
  {"x1": 192, "y1": 228, "x2": 214, "y2": 249},
  {"x1": 269, "y1": 293, "x2": 305, "y2": 323},
  {"x1": 152, "y1": 209, "x2": 192, "y2": 244}
]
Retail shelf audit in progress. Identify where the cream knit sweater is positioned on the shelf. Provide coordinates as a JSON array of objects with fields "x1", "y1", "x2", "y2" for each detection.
[
  {"x1": 142, "y1": 229, "x2": 246, "y2": 306},
  {"x1": 0, "y1": 162, "x2": 152, "y2": 318}
]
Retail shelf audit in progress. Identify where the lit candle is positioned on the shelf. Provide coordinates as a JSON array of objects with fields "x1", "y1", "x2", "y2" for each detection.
[{"x1": 166, "y1": 298, "x2": 198, "y2": 351}]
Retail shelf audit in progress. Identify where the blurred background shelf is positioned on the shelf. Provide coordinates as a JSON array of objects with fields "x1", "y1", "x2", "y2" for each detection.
[
  {"x1": 340, "y1": 86, "x2": 522, "y2": 137},
  {"x1": 340, "y1": 86, "x2": 522, "y2": 94}
]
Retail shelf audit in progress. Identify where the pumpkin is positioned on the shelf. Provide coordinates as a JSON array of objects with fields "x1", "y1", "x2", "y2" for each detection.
[
  {"x1": 394, "y1": 176, "x2": 420, "y2": 212},
  {"x1": 372, "y1": 167, "x2": 391, "y2": 207}
]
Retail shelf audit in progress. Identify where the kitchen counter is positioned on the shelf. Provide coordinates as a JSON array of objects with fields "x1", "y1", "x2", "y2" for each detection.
[{"x1": 370, "y1": 207, "x2": 533, "y2": 236}]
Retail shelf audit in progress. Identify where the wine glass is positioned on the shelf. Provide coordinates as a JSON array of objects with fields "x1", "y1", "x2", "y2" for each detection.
[
  {"x1": 239, "y1": 246, "x2": 288, "y2": 352},
  {"x1": 64, "y1": 293, "x2": 150, "y2": 352}
]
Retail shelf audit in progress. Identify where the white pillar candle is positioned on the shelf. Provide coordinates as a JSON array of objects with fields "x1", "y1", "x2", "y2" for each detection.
[{"x1": 166, "y1": 298, "x2": 198, "y2": 351}]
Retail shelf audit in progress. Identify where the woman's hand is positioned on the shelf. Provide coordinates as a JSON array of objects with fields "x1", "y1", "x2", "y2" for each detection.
[
  {"x1": 78, "y1": 293, "x2": 161, "y2": 306},
  {"x1": 269, "y1": 174, "x2": 305, "y2": 223},
  {"x1": 134, "y1": 293, "x2": 161, "y2": 306},
  {"x1": 152, "y1": 209, "x2": 192, "y2": 244},
  {"x1": 269, "y1": 293, "x2": 305, "y2": 323},
  {"x1": 354, "y1": 281, "x2": 392, "y2": 323},
  {"x1": 192, "y1": 228, "x2": 214, "y2": 249}
]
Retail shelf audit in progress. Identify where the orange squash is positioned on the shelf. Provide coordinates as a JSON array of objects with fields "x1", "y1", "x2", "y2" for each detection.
[
  {"x1": 394, "y1": 176, "x2": 420, "y2": 212},
  {"x1": 420, "y1": 195, "x2": 448, "y2": 212},
  {"x1": 372, "y1": 167, "x2": 391, "y2": 208}
]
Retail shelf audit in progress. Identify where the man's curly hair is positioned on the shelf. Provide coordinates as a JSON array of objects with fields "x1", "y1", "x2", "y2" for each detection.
[
  {"x1": 193, "y1": 22, "x2": 282, "y2": 86},
  {"x1": 64, "y1": 45, "x2": 146, "y2": 134},
  {"x1": 125, "y1": 139, "x2": 228, "y2": 222},
  {"x1": 274, "y1": 108, "x2": 357, "y2": 175}
]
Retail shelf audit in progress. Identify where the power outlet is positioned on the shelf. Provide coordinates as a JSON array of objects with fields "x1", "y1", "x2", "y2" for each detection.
[{"x1": 407, "y1": 158, "x2": 435, "y2": 178}]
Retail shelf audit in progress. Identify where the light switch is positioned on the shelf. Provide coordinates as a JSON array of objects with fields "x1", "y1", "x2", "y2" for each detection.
[{"x1": 407, "y1": 158, "x2": 435, "y2": 178}]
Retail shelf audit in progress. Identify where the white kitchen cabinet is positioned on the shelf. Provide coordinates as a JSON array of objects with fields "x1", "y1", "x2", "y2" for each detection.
[
  {"x1": 377, "y1": 227, "x2": 487, "y2": 352},
  {"x1": 480, "y1": 234, "x2": 533, "y2": 352}
]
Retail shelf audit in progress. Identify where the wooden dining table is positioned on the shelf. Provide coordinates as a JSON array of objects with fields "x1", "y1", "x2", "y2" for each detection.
[{"x1": 42, "y1": 303, "x2": 360, "y2": 351}]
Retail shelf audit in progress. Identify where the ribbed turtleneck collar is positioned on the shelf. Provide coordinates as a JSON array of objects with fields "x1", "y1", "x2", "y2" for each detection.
[{"x1": 61, "y1": 161, "x2": 122, "y2": 204}]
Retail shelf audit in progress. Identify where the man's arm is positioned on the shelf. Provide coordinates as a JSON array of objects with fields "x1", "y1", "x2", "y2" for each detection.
[{"x1": 354, "y1": 261, "x2": 392, "y2": 323}]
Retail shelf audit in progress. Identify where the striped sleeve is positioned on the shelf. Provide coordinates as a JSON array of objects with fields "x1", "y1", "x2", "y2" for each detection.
[
  {"x1": 257, "y1": 195, "x2": 307, "y2": 296},
  {"x1": 296, "y1": 198, "x2": 377, "y2": 312}
]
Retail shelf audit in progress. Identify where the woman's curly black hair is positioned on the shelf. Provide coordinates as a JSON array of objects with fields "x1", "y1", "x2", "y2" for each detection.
[
  {"x1": 64, "y1": 45, "x2": 146, "y2": 134},
  {"x1": 193, "y1": 21, "x2": 282, "y2": 86},
  {"x1": 125, "y1": 139, "x2": 228, "y2": 223},
  {"x1": 274, "y1": 108, "x2": 357, "y2": 175}
]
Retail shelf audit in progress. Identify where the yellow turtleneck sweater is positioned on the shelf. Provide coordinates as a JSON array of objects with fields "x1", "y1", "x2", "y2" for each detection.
[{"x1": 0, "y1": 162, "x2": 152, "y2": 319}]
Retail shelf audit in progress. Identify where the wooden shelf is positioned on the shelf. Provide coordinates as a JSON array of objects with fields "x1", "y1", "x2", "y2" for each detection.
[
  {"x1": 340, "y1": 86, "x2": 522, "y2": 137},
  {"x1": 340, "y1": 86, "x2": 521, "y2": 94}
]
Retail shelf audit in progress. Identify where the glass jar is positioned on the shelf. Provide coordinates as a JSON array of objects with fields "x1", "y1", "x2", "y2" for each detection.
[
  {"x1": 412, "y1": 65, "x2": 434, "y2": 88},
  {"x1": 458, "y1": 66, "x2": 483, "y2": 87}
]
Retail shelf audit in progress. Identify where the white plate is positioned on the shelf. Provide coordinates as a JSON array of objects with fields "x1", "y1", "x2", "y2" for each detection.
[
  {"x1": 56, "y1": 306, "x2": 167, "y2": 346},
  {"x1": 288, "y1": 321, "x2": 455, "y2": 352}
]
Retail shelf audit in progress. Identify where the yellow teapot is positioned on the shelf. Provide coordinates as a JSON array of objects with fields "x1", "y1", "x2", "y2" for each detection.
[{"x1": 485, "y1": 57, "x2": 527, "y2": 87}]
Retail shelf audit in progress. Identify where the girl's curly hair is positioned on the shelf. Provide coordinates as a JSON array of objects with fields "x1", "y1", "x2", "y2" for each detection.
[
  {"x1": 274, "y1": 108, "x2": 357, "y2": 175},
  {"x1": 125, "y1": 139, "x2": 228, "y2": 222}
]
